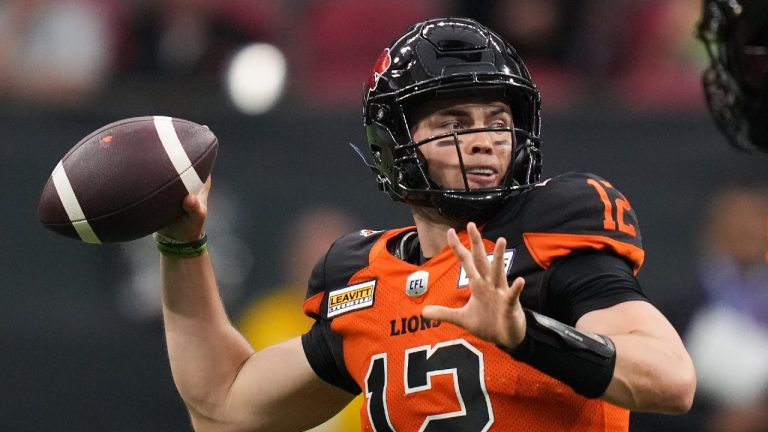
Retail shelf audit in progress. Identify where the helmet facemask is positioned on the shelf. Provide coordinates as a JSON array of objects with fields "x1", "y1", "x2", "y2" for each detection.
[
  {"x1": 363, "y1": 18, "x2": 542, "y2": 221},
  {"x1": 399, "y1": 101, "x2": 539, "y2": 220},
  {"x1": 369, "y1": 88, "x2": 541, "y2": 221}
]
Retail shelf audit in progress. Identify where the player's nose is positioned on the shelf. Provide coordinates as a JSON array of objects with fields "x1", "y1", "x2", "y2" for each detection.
[{"x1": 464, "y1": 130, "x2": 495, "y2": 154}]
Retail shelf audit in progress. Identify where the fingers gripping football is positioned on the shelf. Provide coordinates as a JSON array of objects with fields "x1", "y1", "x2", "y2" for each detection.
[
  {"x1": 422, "y1": 222, "x2": 527, "y2": 349},
  {"x1": 157, "y1": 177, "x2": 211, "y2": 242}
]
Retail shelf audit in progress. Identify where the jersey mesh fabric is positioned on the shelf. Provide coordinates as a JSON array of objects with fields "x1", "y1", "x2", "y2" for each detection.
[{"x1": 328, "y1": 228, "x2": 629, "y2": 431}]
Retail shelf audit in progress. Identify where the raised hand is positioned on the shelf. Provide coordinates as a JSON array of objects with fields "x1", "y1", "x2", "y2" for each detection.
[
  {"x1": 157, "y1": 177, "x2": 211, "y2": 242},
  {"x1": 422, "y1": 222, "x2": 527, "y2": 349}
]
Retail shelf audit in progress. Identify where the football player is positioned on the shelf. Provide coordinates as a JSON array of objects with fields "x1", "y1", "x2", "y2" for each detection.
[
  {"x1": 699, "y1": 0, "x2": 768, "y2": 151},
  {"x1": 157, "y1": 18, "x2": 695, "y2": 431}
]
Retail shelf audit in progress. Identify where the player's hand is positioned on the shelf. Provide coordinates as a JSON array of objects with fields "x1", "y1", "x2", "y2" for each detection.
[
  {"x1": 157, "y1": 177, "x2": 211, "y2": 242},
  {"x1": 421, "y1": 222, "x2": 527, "y2": 349}
]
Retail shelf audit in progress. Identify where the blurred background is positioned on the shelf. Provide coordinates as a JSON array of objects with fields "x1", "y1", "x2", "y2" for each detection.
[{"x1": 3, "y1": 0, "x2": 768, "y2": 431}]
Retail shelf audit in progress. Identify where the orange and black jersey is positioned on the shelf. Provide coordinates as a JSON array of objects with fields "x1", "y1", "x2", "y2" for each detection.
[{"x1": 301, "y1": 172, "x2": 648, "y2": 431}]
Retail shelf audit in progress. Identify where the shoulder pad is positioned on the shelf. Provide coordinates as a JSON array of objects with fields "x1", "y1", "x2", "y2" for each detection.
[
  {"x1": 515, "y1": 172, "x2": 644, "y2": 271},
  {"x1": 303, "y1": 229, "x2": 385, "y2": 318},
  {"x1": 529, "y1": 173, "x2": 639, "y2": 234}
]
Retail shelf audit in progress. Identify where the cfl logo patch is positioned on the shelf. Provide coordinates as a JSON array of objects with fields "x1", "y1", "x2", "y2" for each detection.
[
  {"x1": 457, "y1": 249, "x2": 515, "y2": 287},
  {"x1": 405, "y1": 270, "x2": 429, "y2": 297}
]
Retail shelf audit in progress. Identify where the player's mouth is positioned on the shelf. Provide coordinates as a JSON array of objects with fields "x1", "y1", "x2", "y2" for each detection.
[{"x1": 464, "y1": 166, "x2": 500, "y2": 188}]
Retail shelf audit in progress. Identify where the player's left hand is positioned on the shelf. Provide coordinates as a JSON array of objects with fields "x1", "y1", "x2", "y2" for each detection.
[{"x1": 422, "y1": 222, "x2": 527, "y2": 349}]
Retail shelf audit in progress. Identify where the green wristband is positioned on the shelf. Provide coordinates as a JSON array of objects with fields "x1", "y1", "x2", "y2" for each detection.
[{"x1": 153, "y1": 232, "x2": 208, "y2": 258}]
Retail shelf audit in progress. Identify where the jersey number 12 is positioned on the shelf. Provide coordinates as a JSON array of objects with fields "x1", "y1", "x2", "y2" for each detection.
[{"x1": 364, "y1": 339, "x2": 494, "y2": 431}]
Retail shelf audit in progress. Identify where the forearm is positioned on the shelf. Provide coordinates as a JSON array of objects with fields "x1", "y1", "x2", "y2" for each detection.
[
  {"x1": 161, "y1": 252, "x2": 255, "y2": 418},
  {"x1": 603, "y1": 332, "x2": 696, "y2": 413},
  {"x1": 152, "y1": 183, "x2": 349, "y2": 430},
  {"x1": 578, "y1": 301, "x2": 696, "y2": 414}
]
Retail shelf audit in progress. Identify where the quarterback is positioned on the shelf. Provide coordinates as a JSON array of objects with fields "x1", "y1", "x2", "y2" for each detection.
[{"x1": 157, "y1": 18, "x2": 695, "y2": 431}]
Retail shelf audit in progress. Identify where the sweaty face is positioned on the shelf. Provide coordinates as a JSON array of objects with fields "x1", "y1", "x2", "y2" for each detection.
[{"x1": 409, "y1": 96, "x2": 514, "y2": 190}]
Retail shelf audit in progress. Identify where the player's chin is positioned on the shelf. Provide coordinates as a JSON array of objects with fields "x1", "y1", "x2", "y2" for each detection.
[{"x1": 466, "y1": 175, "x2": 502, "y2": 190}]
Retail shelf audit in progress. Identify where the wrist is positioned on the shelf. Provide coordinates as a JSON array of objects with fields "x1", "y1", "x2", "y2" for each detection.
[
  {"x1": 501, "y1": 308, "x2": 616, "y2": 398},
  {"x1": 498, "y1": 316, "x2": 527, "y2": 350},
  {"x1": 153, "y1": 231, "x2": 208, "y2": 258}
]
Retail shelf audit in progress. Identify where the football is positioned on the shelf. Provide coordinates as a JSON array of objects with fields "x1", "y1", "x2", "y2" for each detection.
[{"x1": 38, "y1": 116, "x2": 218, "y2": 243}]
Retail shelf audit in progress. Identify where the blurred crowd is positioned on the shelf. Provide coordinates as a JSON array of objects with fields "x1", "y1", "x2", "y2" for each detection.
[
  {"x1": 684, "y1": 185, "x2": 768, "y2": 432},
  {"x1": 637, "y1": 183, "x2": 768, "y2": 432},
  {"x1": 0, "y1": 0, "x2": 707, "y2": 113}
]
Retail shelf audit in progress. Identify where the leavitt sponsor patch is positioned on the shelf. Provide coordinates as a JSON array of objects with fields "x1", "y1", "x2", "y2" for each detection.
[{"x1": 327, "y1": 280, "x2": 376, "y2": 318}]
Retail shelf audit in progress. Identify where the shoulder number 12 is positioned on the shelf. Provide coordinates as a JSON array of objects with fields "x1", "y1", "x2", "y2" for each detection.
[{"x1": 586, "y1": 179, "x2": 637, "y2": 237}]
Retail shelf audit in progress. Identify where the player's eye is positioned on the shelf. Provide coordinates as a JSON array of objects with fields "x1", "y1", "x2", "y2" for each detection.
[
  {"x1": 488, "y1": 120, "x2": 512, "y2": 136},
  {"x1": 442, "y1": 120, "x2": 462, "y2": 131}
]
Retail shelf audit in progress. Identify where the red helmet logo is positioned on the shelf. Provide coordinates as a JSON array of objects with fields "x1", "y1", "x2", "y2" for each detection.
[{"x1": 367, "y1": 48, "x2": 391, "y2": 92}]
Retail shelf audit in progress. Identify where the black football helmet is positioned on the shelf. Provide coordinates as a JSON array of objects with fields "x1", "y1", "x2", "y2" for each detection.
[
  {"x1": 363, "y1": 17, "x2": 542, "y2": 220},
  {"x1": 698, "y1": 0, "x2": 768, "y2": 152}
]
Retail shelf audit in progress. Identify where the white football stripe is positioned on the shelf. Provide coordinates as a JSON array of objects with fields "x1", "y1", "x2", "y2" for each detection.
[
  {"x1": 153, "y1": 116, "x2": 205, "y2": 195},
  {"x1": 51, "y1": 161, "x2": 101, "y2": 244}
]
